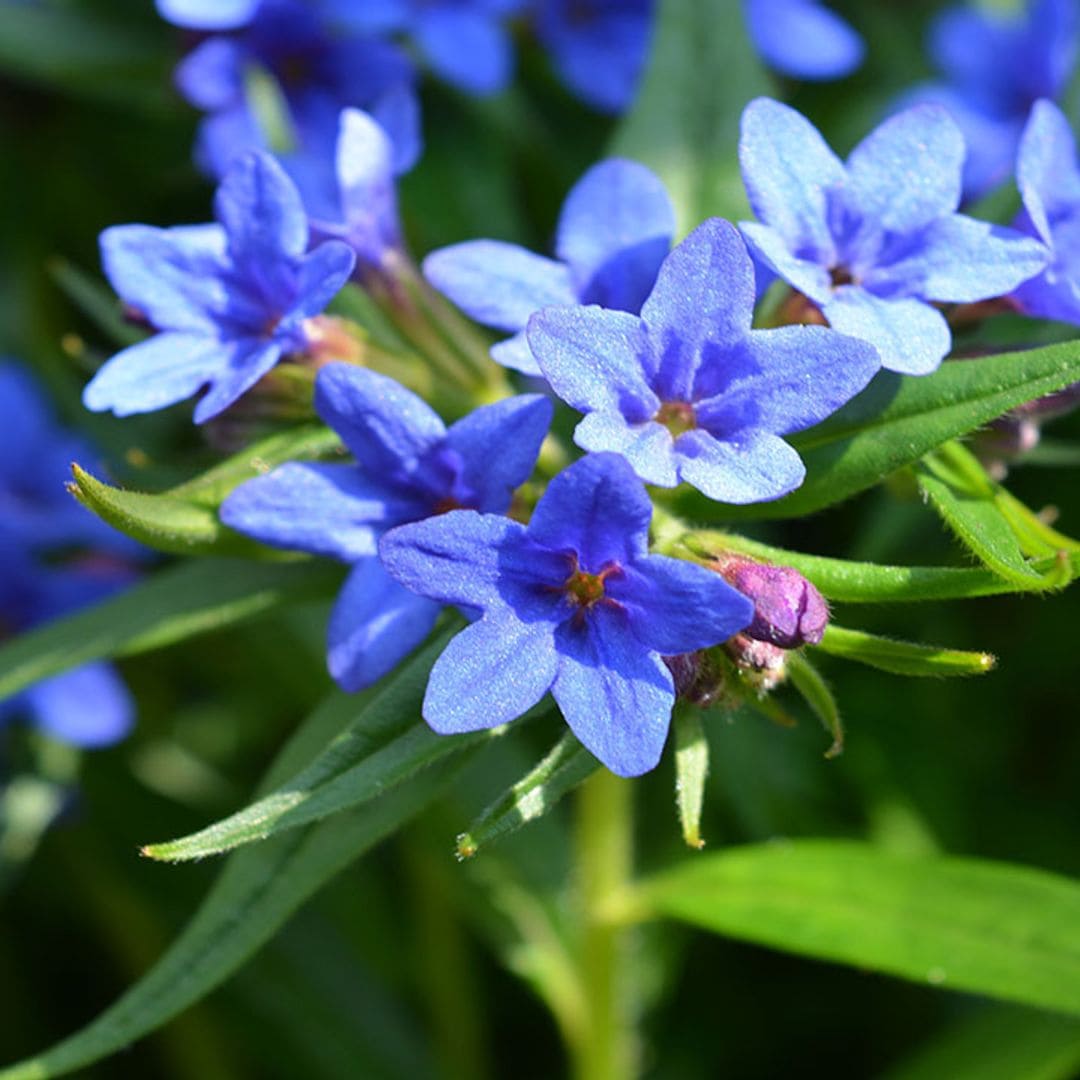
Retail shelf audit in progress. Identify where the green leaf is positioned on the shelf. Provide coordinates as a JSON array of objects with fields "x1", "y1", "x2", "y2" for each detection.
[
  {"x1": 48, "y1": 258, "x2": 143, "y2": 348},
  {"x1": 143, "y1": 630, "x2": 491, "y2": 862},
  {"x1": 813, "y1": 625, "x2": 996, "y2": 678},
  {"x1": 685, "y1": 530, "x2": 1080, "y2": 603},
  {"x1": 0, "y1": 691, "x2": 456, "y2": 1080},
  {"x1": 638, "y1": 840, "x2": 1080, "y2": 1016},
  {"x1": 611, "y1": 0, "x2": 772, "y2": 233},
  {"x1": 785, "y1": 652, "x2": 843, "y2": 758},
  {"x1": 0, "y1": 559, "x2": 341, "y2": 706},
  {"x1": 695, "y1": 341, "x2": 1080, "y2": 520},
  {"x1": 673, "y1": 708, "x2": 709, "y2": 849},
  {"x1": 456, "y1": 730, "x2": 598, "y2": 859}
]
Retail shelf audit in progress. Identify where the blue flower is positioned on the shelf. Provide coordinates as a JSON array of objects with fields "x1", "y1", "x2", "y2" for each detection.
[
  {"x1": 379, "y1": 453, "x2": 754, "y2": 777},
  {"x1": 220, "y1": 363, "x2": 552, "y2": 690},
  {"x1": 424, "y1": 158, "x2": 675, "y2": 375},
  {"x1": 156, "y1": 0, "x2": 260, "y2": 29},
  {"x1": 901, "y1": 0, "x2": 1078, "y2": 199},
  {"x1": 1010, "y1": 99, "x2": 1080, "y2": 326},
  {"x1": 83, "y1": 152, "x2": 356, "y2": 424},
  {"x1": 526, "y1": 218, "x2": 879, "y2": 504},
  {"x1": 746, "y1": 0, "x2": 864, "y2": 81},
  {"x1": 739, "y1": 98, "x2": 1049, "y2": 375},
  {"x1": 172, "y1": 0, "x2": 420, "y2": 178},
  {"x1": 534, "y1": 0, "x2": 653, "y2": 113}
]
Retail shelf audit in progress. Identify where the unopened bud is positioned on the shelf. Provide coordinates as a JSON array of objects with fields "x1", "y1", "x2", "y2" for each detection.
[
  {"x1": 714, "y1": 556, "x2": 828, "y2": 648},
  {"x1": 723, "y1": 634, "x2": 787, "y2": 692},
  {"x1": 663, "y1": 651, "x2": 724, "y2": 707}
]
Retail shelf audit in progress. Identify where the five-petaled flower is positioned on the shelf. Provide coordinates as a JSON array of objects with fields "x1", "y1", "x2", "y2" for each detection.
[
  {"x1": 738, "y1": 98, "x2": 1050, "y2": 375},
  {"x1": 221, "y1": 363, "x2": 551, "y2": 691},
  {"x1": 526, "y1": 218, "x2": 879, "y2": 504},
  {"x1": 380, "y1": 452, "x2": 755, "y2": 776},
  {"x1": 83, "y1": 151, "x2": 356, "y2": 425}
]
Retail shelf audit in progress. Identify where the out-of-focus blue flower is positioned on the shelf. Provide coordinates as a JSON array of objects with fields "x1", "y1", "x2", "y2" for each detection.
[
  {"x1": 379, "y1": 453, "x2": 754, "y2": 777},
  {"x1": 156, "y1": 0, "x2": 260, "y2": 29},
  {"x1": 527, "y1": 219, "x2": 879, "y2": 504},
  {"x1": 284, "y1": 108, "x2": 404, "y2": 280},
  {"x1": 221, "y1": 363, "x2": 552, "y2": 690},
  {"x1": 172, "y1": 0, "x2": 420, "y2": 178},
  {"x1": 1011, "y1": 99, "x2": 1080, "y2": 325},
  {"x1": 329, "y1": 0, "x2": 525, "y2": 96},
  {"x1": 902, "y1": 0, "x2": 1078, "y2": 200},
  {"x1": 534, "y1": 0, "x2": 653, "y2": 113},
  {"x1": 746, "y1": 0, "x2": 863, "y2": 81},
  {"x1": 739, "y1": 98, "x2": 1049, "y2": 375},
  {"x1": 84, "y1": 152, "x2": 355, "y2": 425},
  {"x1": 424, "y1": 158, "x2": 674, "y2": 375}
]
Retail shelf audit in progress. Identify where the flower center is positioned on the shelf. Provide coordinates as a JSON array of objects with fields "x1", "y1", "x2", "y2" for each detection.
[
  {"x1": 656, "y1": 401, "x2": 696, "y2": 438},
  {"x1": 830, "y1": 266, "x2": 855, "y2": 288},
  {"x1": 562, "y1": 558, "x2": 620, "y2": 610}
]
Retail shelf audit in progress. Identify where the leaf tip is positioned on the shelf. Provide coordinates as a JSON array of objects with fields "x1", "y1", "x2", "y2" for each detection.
[{"x1": 455, "y1": 833, "x2": 477, "y2": 861}]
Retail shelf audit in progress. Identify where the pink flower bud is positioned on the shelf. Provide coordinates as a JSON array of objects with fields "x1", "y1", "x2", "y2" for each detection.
[{"x1": 714, "y1": 556, "x2": 828, "y2": 648}]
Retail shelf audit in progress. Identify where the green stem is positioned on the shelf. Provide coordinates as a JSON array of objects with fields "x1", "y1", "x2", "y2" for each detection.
[{"x1": 571, "y1": 769, "x2": 637, "y2": 1080}]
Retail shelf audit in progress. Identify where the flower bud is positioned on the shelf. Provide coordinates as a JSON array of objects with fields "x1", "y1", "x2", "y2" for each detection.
[
  {"x1": 723, "y1": 634, "x2": 787, "y2": 692},
  {"x1": 663, "y1": 651, "x2": 724, "y2": 707},
  {"x1": 714, "y1": 555, "x2": 828, "y2": 648}
]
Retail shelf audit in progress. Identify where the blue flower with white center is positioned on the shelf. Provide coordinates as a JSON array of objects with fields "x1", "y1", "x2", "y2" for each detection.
[
  {"x1": 901, "y1": 0, "x2": 1078, "y2": 200},
  {"x1": 379, "y1": 452, "x2": 754, "y2": 777},
  {"x1": 534, "y1": 0, "x2": 654, "y2": 114},
  {"x1": 327, "y1": 0, "x2": 525, "y2": 96},
  {"x1": 526, "y1": 218, "x2": 879, "y2": 504},
  {"x1": 1010, "y1": 99, "x2": 1080, "y2": 326},
  {"x1": 424, "y1": 158, "x2": 675, "y2": 375},
  {"x1": 220, "y1": 363, "x2": 552, "y2": 691},
  {"x1": 746, "y1": 0, "x2": 863, "y2": 81},
  {"x1": 738, "y1": 98, "x2": 1050, "y2": 375},
  {"x1": 83, "y1": 152, "x2": 356, "y2": 425}
]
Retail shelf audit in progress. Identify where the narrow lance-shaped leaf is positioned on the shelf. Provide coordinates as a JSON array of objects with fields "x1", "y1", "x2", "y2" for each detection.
[
  {"x1": 785, "y1": 652, "x2": 843, "y2": 758},
  {"x1": 812, "y1": 625, "x2": 996, "y2": 678},
  {"x1": 637, "y1": 841, "x2": 1080, "y2": 1018},
  {"x1": 673, "y1": 707, "x2": 709, "y2": 849}
]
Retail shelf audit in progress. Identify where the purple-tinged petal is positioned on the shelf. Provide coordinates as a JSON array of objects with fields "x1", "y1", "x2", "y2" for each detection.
[
  {"x1": 415, "y1": 8, "x2": 512, "y2": 95},
  {"x1": 490, "y1": 331, "x2": 541, "y2": 376},
  {"x1": 527, "y1": 453, "x2": 652, "y2": 570},
  {"x1": 529, "y1": 306, "x2": 657, "y2": 419},
  {"x1": 314, "y1": 364, "x2": 446, "y2": 477},
  {"x1": 192, "y1": 339, "x2": 284, "y2": 423},
  {"x1": 846, "y1": 105, "x2": 964, "y2": 234},
  {"x1": 291, "y1": 240, "x2": 356, "y2": 319},
  {"x1": 866, "y1": 215, "x2": 1049, "y2": 302},
  {"x1": 641, "y1": 219, "x2": 757, "y2": 401},
  {"x1": 26, "y1": 663, "x2": 133, "y2": 748},
  {"x1": 823, "y1": 289, "x2": 951, "y2": 375},
  {"x1": 552, "y1": 607, "x2": 673, "y2": 777},
  {"x1": 220, "y1": 461, "x2": 420, "y2": 560},
  {"x1": 694, "y1": 325, "x2": 879, "y2": 436},
  {"x1": 739, "y1": 98, "x2": 845, "y2": 265},
  {"x1": 1017, "y1": 99, "x2": 1080, "y2": 244},
  {"x1": 747, "y1": 0, "x2": 864, "y2": 81},
  {"x1": 424, "y1": 241, "x2": 575, "y2": 333},
  {"x1": 674, "y1": 428, "x2": 805, "y2": 504},
  {"x1": 324, "y1": 0, "x2": 409, "y2": 34},
  {"x1": 424, "y1": 613, "x2": 557, "y2": 733},
  {"x1": 446, "y1": 394, "x2": 553, "y2": 512},
  {"x1": 156, "y1": 0, "x2": 259, "y2": 30},
  {"x1": 608, "y1": 555, "x2": 754, "y2": 655},
  {"x1": 83, "y1": 332, "x2": 223, "y2": 417},
  {"x1": 573, "y1": 412, "x2": 678, "y2": 488},
  {"x1": 174, "y1": 37, "x2": 245, "y2": 111},
  {"x1": 327, "y1": 558, "x2": 441, "y2": 691},
  {"x1": 100, "y1": 224, "x2": 228, "y2": 334},
  {"x1": 738, "y1": 222, "x2": 832, "y2": 304},
  {"x1": 555, "y1": 158, "x2": 674, "y2": 311}
]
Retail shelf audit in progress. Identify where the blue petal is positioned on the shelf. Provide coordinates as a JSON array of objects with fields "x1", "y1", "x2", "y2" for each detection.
[
  {"x1": 552, "y1": 606, "x2": 673, "y2": 777},
  {"x1": 220, "y1": 461, "x2": 419, "y2": 560},
  {"x1": 739, "y1": 98, "x2": 844, "y2": 265},
  {"x1": 608, "y1": 555, "x2": 754, "y2": 654},
  {"x1": 573, "y1": 412, "x2": 678, "y2": 488},
  {"x1": 327, "y1": 558, "x2": 441, "y2": 691},
  {"x1": 738, "y1": 221, "x2": 832, "y2": 304},
  {"x1": 26, "y1": 663, "x2": 134, "y2": 748},
  {"x1": 846, "y1": 105, "x2": 964, "y2": 234},
  {"x1": 527, "y1": 306, "x2": 656, "y2": 418},
  {"x1": 866, "y1": 215, "x2": 1049, "y2": 303},
  {"x1": 555, "y1": 158, "x2": 674, "y2": 312},
  {"x1": 192, "y1": 339, "x2": 284, "y2": 423},
  {"x1": 415, "y1": 8, "x2": 512, "y2": 95},
  {"x1": 823, "y1": 288, "x2": 951, "y2": 375},
  {"x1": 174, "y1": 38, "x2": 245, "y2": 111},
  {"x1": 446, "y1": 394, "x2": 553, "y2": 512},
  {"x1": 314, "y1": 364, "x2": 446, "y2": 478},
  {"x1": 424, "y1": 241, "x2": 575, "y2": 333},
  {"x1": 83, "y1": 332, "x2": 223, "y2": 417},
  {"x1": 1017, "y1": 99, "x2": 1080, "y2": 244},
  {"x1": 194, "y1": 104, "x2": 265, "y2": 180},
  {"x1": 156, "y1": 0, "x2": 258, "y2": 29},
  {"x1": 640, "y1": 219, "x2": 756, "y2": 401},
  {"x1": 694, "y1": 325, "x2": 879, "y2": 436},
  {"x1": 100, "y1": 224, "x2": 228, "y2": 334},
  {"x1": 291, "y1": 240, "x2": 356, "y2": 319},
  {"x1": 674, "y1": 428, "x2": 806, "y2": 504},
  {"x1": 527, "y1": 453, "x2": 652, "y2": 571},
  {"x1": 369, "y1": 82, "x2": 423, "y2": 175},
  {"x1": 929, "y1": 6, "x2": 1015, "y2": 98},
  {"x1": 747, "y1": 0, "x2": 865, "y2": 81},
  {"x1": 323, "y1": 0, "x2": 409, "y2": 34},
  {"x1": 490, "y1": 331, "x2": 542, "y2": 376},
  {"x1": 423, "y1": 612, "x2": 558, "y2": 733}
]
